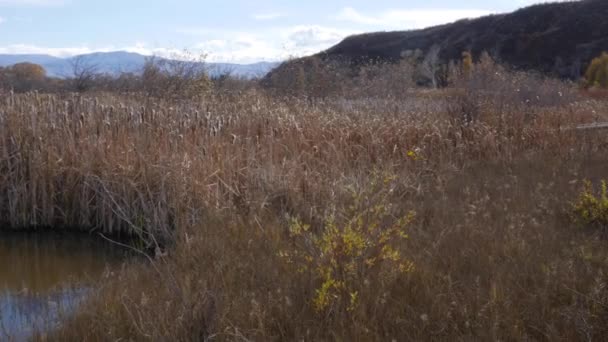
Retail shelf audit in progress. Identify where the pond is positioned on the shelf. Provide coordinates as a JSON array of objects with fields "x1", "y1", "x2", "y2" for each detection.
[{"x1": 0, "y1": 232, "x2": 132, "y2": 340}]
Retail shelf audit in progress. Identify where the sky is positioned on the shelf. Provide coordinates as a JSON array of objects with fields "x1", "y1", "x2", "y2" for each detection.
[{"x1": 0, "y1": 0, "x2": 571, "y2": 64}]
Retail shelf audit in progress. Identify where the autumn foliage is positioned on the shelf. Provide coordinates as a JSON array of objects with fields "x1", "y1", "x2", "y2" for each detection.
[
  {"x1": 584, "y1": 52, "x2": 608, "y2": 89},
  {"x1": 0, "y1": 62, "x2": 49, "y2": 92}
]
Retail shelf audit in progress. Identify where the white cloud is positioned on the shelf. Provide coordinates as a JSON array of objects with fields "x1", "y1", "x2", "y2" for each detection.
[
  {"x1": 0, "y1": 44, "x2": 96, "y2": 57},
  {"x1": 174, "y1": 27, "x2": 215, "y2": 36},
  {"x1": 0, "y1": 0, "x2": 66, "y2": 6},
  {"x1": 195, "y1": 36, "x2": 281, "y2": 63},
  {"x1": 177, "y1": 25, "x2": 358, "y2": 63},
  {"x1": 0, "y1": 17, "x2": 4, "y2": 24},
  {"x1": 120, "y1": 42, "x2": 190, "y2": 59},
  {"x1": 277, "y1": 25, "x2": 358, "y2": 58},
  {"x1": 517, "y1": 0, "x2": 575, "y2": 5},
  {"x1": 0, "y1": 43, "x2": 189, "y2": 60},
  {"x1": 252, "y1": 12, "x2": 285, "y2": 21},
  {"x1": 0, "y1": 6, "x2": 521, "y2": 64},
  {"x1": 336, "y1": 7, "x2": 493, "y2": 29},
  {"x1": 285, "y1": 25, "x2": 347, "y2": 48}
]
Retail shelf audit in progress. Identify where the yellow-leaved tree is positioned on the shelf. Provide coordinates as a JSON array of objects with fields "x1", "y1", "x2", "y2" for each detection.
[
  {"x1": 462, "y1": 51, "x2": 474, "y2": 75},
  {"x1": 584, "y1": 52, "x2": 608, "y2": 89}
]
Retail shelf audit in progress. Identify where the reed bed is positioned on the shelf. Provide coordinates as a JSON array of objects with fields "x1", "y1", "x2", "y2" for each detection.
[{"x1": 2, "y1": 84, "x2": 608, "y2": 340}]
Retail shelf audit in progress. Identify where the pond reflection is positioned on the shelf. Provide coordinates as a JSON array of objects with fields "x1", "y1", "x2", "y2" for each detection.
[{"x1": 0, "y1": 233, "x2": 130, "y2": 340}]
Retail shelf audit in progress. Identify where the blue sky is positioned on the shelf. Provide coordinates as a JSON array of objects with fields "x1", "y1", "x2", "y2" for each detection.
[{"x1": 0, "y1": 0, "x2": 568, "y2": 63}]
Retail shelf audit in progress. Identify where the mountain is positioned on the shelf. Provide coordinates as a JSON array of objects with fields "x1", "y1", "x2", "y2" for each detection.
[
  {"x1": 0, "y1": 54, "x2": 64, "y2": 66},
  {"x1": 0, "y1": 52, "x2": 279, "y2": 79},
  {"x1": 269, "y1": 0, "x2": 608, "y2": 80},
  {"x1": 207, "y1": 61, "x2": 280, "y2": 79}
]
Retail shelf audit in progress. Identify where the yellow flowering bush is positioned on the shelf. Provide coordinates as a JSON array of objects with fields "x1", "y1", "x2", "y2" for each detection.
[
  {"x1": 572, "y1": 180, "x2": 608, "y2": 230},
  {"x1": 281, "y1": 173, "x2": 415, "y2": 314},
  {"x1": 406, "y1": 147, "x2": 423, "y2": 161}
]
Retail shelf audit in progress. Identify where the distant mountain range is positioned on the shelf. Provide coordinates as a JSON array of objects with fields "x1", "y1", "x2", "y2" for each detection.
[{"x1": 0, "y1": 51, "x2": 279, "y2": 79}]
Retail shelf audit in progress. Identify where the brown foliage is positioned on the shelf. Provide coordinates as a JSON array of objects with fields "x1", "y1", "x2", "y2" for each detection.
[
  {"x1": 9, "y1": 62, "x2": 47, "y2": 81},
  {"x1": 0, "y1": 54, "x2": 605, "y2": 340},
  {"x1": 0, "y1": 62, "x2": 48, "y2": 92},
  {"x1": 266, "y1": 56, "x2": 416, "y2": 99},
  {"x1": 0, "y1": 77, "x2": 601, "y2": 340}
]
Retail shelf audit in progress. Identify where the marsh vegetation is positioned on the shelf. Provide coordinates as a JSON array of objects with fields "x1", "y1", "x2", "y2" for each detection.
[{"x1": 1, "y1": 52, "x2": 608, "y2": 340}]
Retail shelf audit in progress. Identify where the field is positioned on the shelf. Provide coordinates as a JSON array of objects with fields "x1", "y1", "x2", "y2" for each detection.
[{"x1": 2, "y1": 64, "x2": 608, "y2": 341}]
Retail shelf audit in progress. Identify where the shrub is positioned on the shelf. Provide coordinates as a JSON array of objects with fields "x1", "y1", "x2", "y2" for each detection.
[
  {"x1": 280, "y1": 173, "x2": 415, "y2": 315},
  {"x1": 0, "y1": 62, "x2": 49, "y2": 92},
  {"x1": 141, "y1": 54, "x2": 211, "y2": 100},
  {"x1": 584, "y1": 52, "x2": 608, "y2": 89},
  {"x1": 462, "y1": 51, "x2": 474, "y2": 75},
  {"x1": 266, "y1": 56, "x2": 417, "y2": 99},
  {"x1": 572, "y1": 180, "x2": 608, "y2": 231}
]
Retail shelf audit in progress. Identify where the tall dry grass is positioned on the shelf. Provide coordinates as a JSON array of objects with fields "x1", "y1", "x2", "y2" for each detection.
[{"x1": 1, "y1": 68, "x2": 608, "y2": 340}]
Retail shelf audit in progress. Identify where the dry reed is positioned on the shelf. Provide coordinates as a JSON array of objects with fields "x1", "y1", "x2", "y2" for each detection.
[{"x1": 1, "y1": 74, "x2": 607, "y2": 340}]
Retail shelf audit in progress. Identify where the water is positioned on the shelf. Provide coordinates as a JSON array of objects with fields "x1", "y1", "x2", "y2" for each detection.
[{"x1": 0, "y1": 232, "x2": 131, "y2": 340}]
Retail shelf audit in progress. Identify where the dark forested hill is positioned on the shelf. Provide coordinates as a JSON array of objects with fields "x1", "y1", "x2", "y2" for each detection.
[{"x1": 270, "y1": 0, "x2": 608, "y2": 80}]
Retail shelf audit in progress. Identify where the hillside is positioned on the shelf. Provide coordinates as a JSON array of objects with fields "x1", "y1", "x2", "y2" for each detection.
[
  {"x1": 0, "y1": 52, "x2": 279, "y2": 79},
  {"x1": 270, "y1": 0, "x2": 608, "y2": 80}
]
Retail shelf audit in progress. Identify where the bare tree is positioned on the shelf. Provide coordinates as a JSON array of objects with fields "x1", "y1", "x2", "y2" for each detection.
[
  {"x1": 141, "y1": 52, "x2": 211, "y2": 100},
  {"x1": 69, "y1": 55, "x2": 99, "y2": 92},
  {"x1": 210, "y1": 66, "x2": 239, "y2": 92},
  {"x1": 420, "y1": 44, "x2": 441, "y2": 89},
  {"x1": 570, "y1": 58, "x2": 582, "y2": 79}
]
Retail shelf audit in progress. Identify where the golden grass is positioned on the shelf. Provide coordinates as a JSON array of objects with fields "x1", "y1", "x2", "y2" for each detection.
[{"x1": 2, "y1": 81, "x2": 608, "y2": 340}]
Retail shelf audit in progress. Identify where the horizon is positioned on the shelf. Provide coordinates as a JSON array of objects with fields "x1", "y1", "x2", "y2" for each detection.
[
  {"x1": 0, "y1": 50, "x2": 281, "y2": 66},
  {"x1": 0, "y1": 0, "x2": 573, "y2": 64}
]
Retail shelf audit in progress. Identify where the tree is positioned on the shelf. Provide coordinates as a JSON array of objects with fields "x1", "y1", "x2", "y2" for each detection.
[
  {"x1": 293, "y1": 63, "x2": 307, "y2": 96},
  {"x1": 584, "y1": 52, "x2": 608, "y2": 89},
  {"x1": 420, "y1": 44, "x2": 441, "y2": 88},
  {"x1": 570, "y1": 58, "x2": 582, "y2": 80},
  {"x1": 69, "y1": 55, "x2": 99, "y2": 92},
  {"x1": 0, "y1": 67, "x2": 6, "y2": 90},
  {"x1": 10, "y1": 62, "x2": 47, "y2": 81},
  {"x1": 462, "y1": 51, "x2": 474, "y2": 75},
  {"x1": 140, "y1": 52, "x2": 211, "y2": 100},
  {"x1": 4, "y1": 62, "x2": 48, "y2": 92}
]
